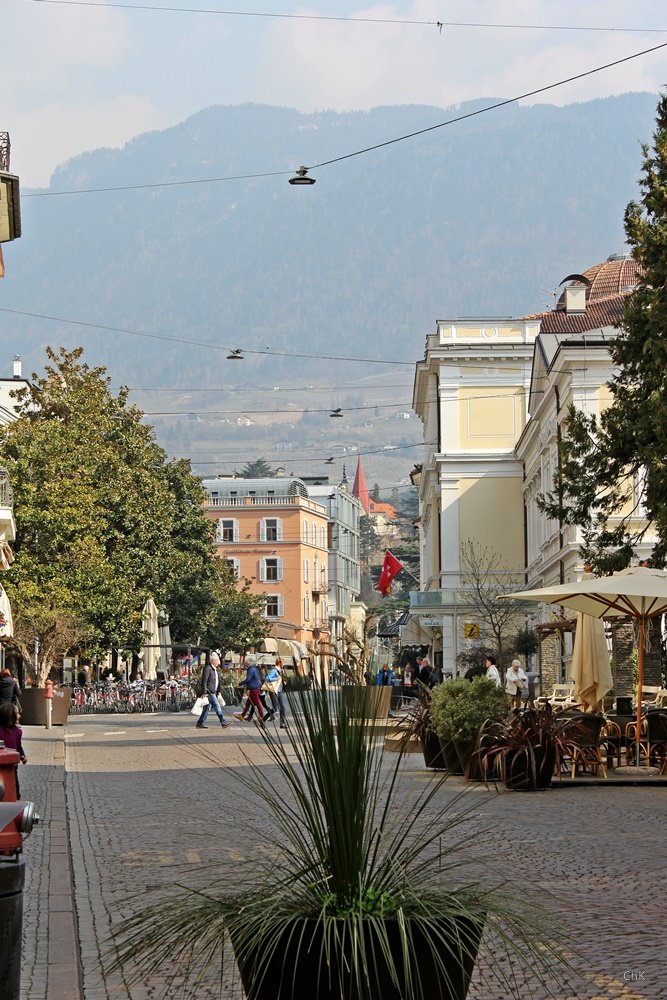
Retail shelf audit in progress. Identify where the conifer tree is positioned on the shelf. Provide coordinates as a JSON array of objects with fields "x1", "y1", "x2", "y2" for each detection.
[{"x1": 541, "y1": 93, "x2": 667, "y2": 571}]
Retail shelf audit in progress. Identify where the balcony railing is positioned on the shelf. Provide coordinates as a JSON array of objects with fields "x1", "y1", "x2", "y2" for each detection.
[
  {"x1": 0, "y1": 468, "x2": 13, "y2": 509},
  {"x1": 206, "y1": 494, "x2": 325, "y2": 512}
]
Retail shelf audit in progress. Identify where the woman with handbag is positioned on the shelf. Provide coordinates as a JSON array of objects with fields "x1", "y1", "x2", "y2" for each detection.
[
  {"x1": 263, "y1": 657, "x2": 288, "y2": 728},
  {"x1": 0, "y1": 668, "x2": 21, "y2": 709},
  {"x1": 505, "y1": 658, "x2": 528, "y2": 712}
]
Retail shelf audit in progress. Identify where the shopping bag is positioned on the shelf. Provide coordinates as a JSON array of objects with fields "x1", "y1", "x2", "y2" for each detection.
[
  {"x1": 217, "y1": 693, "x2": 226, "y2": 708},
  {"x1": 190, "y1": 695, "x2": 208, "y2": 716}
]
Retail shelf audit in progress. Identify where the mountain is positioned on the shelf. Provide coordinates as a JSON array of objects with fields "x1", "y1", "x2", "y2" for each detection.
[{"x1": 0, "y1": 94, "x2": 658, "y2": 483}]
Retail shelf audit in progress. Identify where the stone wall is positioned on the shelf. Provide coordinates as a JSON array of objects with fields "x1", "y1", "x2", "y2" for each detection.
[
  {"x1": 611, "y1": 620, "x2": 662, "y2": 696},
  {"x1": 538, "y1": 629, "x2": 561, "y2": 696}
]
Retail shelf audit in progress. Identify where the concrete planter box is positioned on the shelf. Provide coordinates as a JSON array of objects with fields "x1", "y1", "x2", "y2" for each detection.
[{"x1": 18, "y1": 687, "x2": 71, "y2": 726}]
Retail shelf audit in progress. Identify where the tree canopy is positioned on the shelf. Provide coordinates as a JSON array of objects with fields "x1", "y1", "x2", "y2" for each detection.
[
  {"x1": 540, "y1": 94, "x2": 667, "y2": 572},
  {"x1": 0, "y1": 347, "x2": 265, "y2": 682}
]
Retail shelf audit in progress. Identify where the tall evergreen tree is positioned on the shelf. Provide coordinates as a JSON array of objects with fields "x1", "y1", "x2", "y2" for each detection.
[
  {"x1": 239, "y1": 458, "x2": 274, "y2": 478},
  {"x1": 541, "y1": 94, "x2": 667, "y2": 571}
]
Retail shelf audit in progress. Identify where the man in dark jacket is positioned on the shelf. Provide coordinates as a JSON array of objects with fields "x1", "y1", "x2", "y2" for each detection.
[
  {"x1": 195, "y1": 655, "x2": 231, "y2": 730},
  {"x1": 0, "y1": 669, "x2": 21, "y2": 706}
]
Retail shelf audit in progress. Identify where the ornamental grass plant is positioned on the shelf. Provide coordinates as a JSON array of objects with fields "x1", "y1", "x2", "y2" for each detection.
[{"x1": 110, "y1": 679, "x2": 574, "y2": 999}]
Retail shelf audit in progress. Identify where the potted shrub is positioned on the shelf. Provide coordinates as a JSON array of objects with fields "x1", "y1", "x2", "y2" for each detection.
[
  {"x1": 476, "y1": 704, "x2": 565, "y2": 791},
  {"x1": 429, "y1": 676, "x2": 508, "y2": 776},
  {"x1": 112, "y1": 680, "x2": 573, "y2": 999}
]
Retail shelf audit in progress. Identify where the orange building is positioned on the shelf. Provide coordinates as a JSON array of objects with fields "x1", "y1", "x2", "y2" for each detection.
[{"x1": 202, "y1": 476, "x2": 330, "y2": 653}]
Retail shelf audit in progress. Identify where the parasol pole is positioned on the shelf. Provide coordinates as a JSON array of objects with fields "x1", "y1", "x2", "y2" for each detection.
[{"x1": 635, "y1": 616, "x2": 645, "y2": 768}]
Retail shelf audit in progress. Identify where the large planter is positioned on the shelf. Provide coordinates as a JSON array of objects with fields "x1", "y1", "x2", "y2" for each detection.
[
  {"x1": 422, "y1": 728, "x2": 447, "y2": 769},
  {"x1": 440, "y1": 739, "x2": 463, "y2": 774},
  {"x1": 230, "y1": 912, "x2": 485, "y2": 1000},
  {"x1": 18, "y1": 687, "x2": 71, "y2": 726},
  {"x1": 502, "y1": 746, "x2": 556, "y2": 791},
  {"x1": 341, "y1": 685, "x2": 393, "y2": 719}
]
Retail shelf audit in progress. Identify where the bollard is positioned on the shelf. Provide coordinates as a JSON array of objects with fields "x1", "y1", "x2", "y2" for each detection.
[
  {"x1": 44, "y1": 680, "x2": 55, "y2": 730},
  {"x1": 0, "y1": 857, "x2": 25, "y2": 1000}
]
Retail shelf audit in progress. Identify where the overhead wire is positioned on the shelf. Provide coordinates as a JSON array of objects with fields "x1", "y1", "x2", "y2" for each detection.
[
  {"x1": 21, "y1": 41, "x2": 667, "y2": 198},
  {"x1": 0, "y1": 305, "x2": 612, "y2": 381},
  {"x1": 23, "y1": 0, "x2": 667, "y2": 34}
]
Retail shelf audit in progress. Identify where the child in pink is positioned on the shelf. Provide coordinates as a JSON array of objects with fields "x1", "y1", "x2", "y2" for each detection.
[{"x1": 0, "y1": 702, "x2": 27, "y2": 798}]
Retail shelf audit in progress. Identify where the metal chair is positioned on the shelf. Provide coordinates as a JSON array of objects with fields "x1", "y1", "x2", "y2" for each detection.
[
  {"x1": 600, "y1": 719, "x2": 622, "y2": 771},
  {"x1": 558, "y1": 713, "x2": 607, "y2": 778},
  {"x1": 622, "y1": 713, "x2": 667, "y2": 767}
]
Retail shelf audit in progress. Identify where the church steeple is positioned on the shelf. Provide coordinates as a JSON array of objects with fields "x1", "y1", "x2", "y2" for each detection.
[{"x1": 352, "y1": 455, "x2": 370, "y2": 513}]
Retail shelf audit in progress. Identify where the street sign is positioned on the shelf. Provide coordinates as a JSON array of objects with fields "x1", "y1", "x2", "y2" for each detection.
[{"x1": 463, "y1": 623, "x2": 480, "y2": 639}]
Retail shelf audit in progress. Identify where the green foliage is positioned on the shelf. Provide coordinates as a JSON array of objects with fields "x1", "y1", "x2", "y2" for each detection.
[
  {"x1": 0, "y1": 346, "x2": 264, "y2": 681},
  {"x1": 540, "y1": 93, "x2": 667, "y2": 571},
  {"x1": 429, "y1": 676, "x2": 508, "y2": 745},
  {"x1": 111, "y1": 680, "x2": 574, "y2": 999},
  {"x1": 513, "y1": 626, "x2": 539, "y2": 658},
  {"x1": 238, "y1": 458, "x2": 274, "y2": 478}
]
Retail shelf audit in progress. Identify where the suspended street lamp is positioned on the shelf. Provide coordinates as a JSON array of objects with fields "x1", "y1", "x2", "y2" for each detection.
[{"x1": 289, "y1": 166, "x2": 316, "y2": 186}]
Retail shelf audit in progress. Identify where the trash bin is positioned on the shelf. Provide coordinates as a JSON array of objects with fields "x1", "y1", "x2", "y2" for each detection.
[{"x1": 0, "y1": 857, "x2": 25, "y2": 1000}]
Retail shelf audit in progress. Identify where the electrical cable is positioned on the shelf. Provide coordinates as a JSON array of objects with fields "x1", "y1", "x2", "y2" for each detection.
[
  {"x1": 23, "y1": 0, "x2": 667, "y2": 34},
  {"x1": 21, "y1": 41, "x2": 667, "y2": 198}
]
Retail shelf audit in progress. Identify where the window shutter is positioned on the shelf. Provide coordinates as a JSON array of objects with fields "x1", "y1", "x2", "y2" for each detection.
[
  {"x1": 276, "y1": 518, "x2": 283, "y2": 541},
  {"x1": 277, "y1": 595, "x2": 284, "y2": 617},
  {"x1": 303, "y1": 520, "x2": 308, "y2": 543},
  {"x1": 304, "y1": 558, "x2": 309, "y2": 582},
  {"x1": 259, "y1": 559, "x2": 266, "y2": 582},
  {"x1": 277, "y1": 558, "x2": 284, "y2": 582},
  {"x1": 259, "y1": 518, "x2": 267, "y2": 542},
  {"x1": 233, "y1": 519, "x2": 239, "y2": 542}
]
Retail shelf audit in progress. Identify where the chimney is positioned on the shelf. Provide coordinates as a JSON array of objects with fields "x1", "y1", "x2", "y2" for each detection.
[
  {"x1": 12, "y1": 355, "x2": 21, "y2": 379},
  {"x1": 563, "y1": 285, "x2": 586, "y2": 314}
]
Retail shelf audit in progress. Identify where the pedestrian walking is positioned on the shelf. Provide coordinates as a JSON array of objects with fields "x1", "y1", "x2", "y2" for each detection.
[
  {"x1": 263, "y1": 657, "x2": 288, "y2": 727},
  {"x1": 0, "y1": 667, "x2": 21, "y2": 706},
  {"x1": 484, "y1": 654, "x2": 501, "y2": 687},
  {"x1": 233, "y1": 657, "x2": 266, "y2": 724},
  {"x1": 0, "y1": 702, "x2": 27, "y2": 798},
  {"x1": 195, "y1": 655, "x2": 231, "y2": 730},
  {"x1": 505, "y1": 658, "x2": 528, "y2": 711}
]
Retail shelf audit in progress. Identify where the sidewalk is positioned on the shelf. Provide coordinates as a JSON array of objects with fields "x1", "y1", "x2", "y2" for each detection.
[{"x1": 18, "y1": 713, "x2": 667, "y2": 1000}]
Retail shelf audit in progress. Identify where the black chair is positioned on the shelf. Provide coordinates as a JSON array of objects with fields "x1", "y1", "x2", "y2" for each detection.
[
  {"x1": 558, "y1": 713, "x2": 607, "y2": 778},
  {"x1": 645, "y1": 710, "x2": 667, "y2": 768}
]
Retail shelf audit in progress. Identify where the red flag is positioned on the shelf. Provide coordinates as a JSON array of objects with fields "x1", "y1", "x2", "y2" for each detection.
[{"x1": 377, "y1": 550, "x2": 404, "y2": 596}]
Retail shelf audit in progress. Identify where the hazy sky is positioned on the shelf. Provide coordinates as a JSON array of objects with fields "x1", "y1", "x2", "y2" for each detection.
[{"x1": 4, "y1": 0, "x2": 667, "y2": 186}]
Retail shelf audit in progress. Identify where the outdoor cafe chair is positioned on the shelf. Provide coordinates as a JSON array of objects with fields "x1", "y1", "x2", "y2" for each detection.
[
  {"x1": 557, "y1": 712, "x2": 607, "y2": 779},
  {"x1": 626, "y1": 710, "x2": 667, "y2": 768},
  {"x1": 537, "y1": 684, "x2": 577, "y2": 710},
  {"x1": 599, "y1": 719, "x2": 622, "y2": 771}
]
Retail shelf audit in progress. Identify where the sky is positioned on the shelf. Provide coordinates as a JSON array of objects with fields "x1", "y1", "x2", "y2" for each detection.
[{"x1": 3, "y1": 0, "x2": 667, "y2": 187}]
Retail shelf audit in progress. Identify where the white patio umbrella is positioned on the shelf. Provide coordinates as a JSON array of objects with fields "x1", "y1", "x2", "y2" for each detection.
[
  {"x1": 140, "y1": 598, "x2": 160, "y2": 680},
  {"x1": 501, "y1": 566, "x2": 667, "y2": 766},
  {"x1": 570, "y1": 612, "x2": 612, "y2": 712},
  {"x1": 157, "y1": 612, "x2": 172, "y2": 676},
  {"x1": 0, "y1": 584, "x2": 13, "y2": 638}
]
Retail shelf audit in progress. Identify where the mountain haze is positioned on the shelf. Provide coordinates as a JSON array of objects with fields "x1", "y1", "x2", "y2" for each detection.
[{"x1": 0, "y1": 94, "x2": 659, "y2": 482}]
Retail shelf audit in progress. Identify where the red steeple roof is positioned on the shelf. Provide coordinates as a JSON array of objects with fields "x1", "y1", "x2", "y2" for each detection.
[{"x1": 352, "y1": 455, "x2": 371, "y2": 513}]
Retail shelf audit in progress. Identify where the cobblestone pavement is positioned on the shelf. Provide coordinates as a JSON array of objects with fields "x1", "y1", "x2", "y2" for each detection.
[{"x1": 18, "y1": 713, "x2": 667, "y2": 1000}]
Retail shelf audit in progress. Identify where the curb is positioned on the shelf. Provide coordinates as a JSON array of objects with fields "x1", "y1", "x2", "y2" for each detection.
[{"x1": 45, "y1": 734, "x2": 83, "y2": 1000}]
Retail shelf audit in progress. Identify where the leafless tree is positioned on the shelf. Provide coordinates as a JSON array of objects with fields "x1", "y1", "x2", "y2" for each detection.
[{"x1": 459, "y1": 539, "x2": 526, "y2": 674}]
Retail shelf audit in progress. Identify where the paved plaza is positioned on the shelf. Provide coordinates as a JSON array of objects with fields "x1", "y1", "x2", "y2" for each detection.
[{"x1": 15, "y1": 713, "x2": 667, "y2": 1000}]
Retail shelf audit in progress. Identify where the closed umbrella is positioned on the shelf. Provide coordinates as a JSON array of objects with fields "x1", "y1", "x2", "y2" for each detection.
[
  {"x1": 501, "y1": 566, "x2": 667, "y2": 766},
  {"x1": 570, "y1": 612, "x2": 612, "y2": 712},
  {"x1": 0, "y1": 584, "x2": 13, "y2": 638},
  {"x1": 157, "y1": 613, "x2": 172, "y2": 676},
  {"x1": 141, "y1": 598, "x2": 160, "y2": 680}
]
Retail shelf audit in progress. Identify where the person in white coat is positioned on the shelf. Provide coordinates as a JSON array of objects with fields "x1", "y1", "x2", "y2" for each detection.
[
  {"x1": 484, "y1": 654, "x2": 501, "y2": 688},
  {"x1": 505, "y1": 658, "x2": 528, "y2": 711}
]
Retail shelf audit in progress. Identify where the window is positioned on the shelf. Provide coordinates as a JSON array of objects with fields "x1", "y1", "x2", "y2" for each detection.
[
  {"x1": 320, "y1": 525, "x2": 327, "y2": 549},
  {"x1": 303, "y1": 558, "x2": 309, "y2": 583},
  {"x1": 260, "y1": 517, "x2": 282, "y2": 542},
  {"x1": 311, "y1": 523, "x2": 317, "y2": 546},
  {"x1": 259, "y1": 557, "x2": 283, "y2": 582},
  {"x1": 225, "y1": 558, "x2": 240, "y2": 580},
  {"x1": 264, "y1": 594, "x2": 284, "y2": 618},
  {"x1": 303, "y1": 519, "x2": 309, "y2": 543},
  {"x1": 304, "y1": 595, "x2": 311, "y2": 621},
  {"x1": 217, "y1": 518, "x2": 239, "y2": 543}
]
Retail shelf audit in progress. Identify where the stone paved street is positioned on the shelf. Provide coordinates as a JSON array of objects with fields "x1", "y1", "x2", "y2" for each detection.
[{"x1": 17, "y1": 713, "x2": 667, "y2": 1000}]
